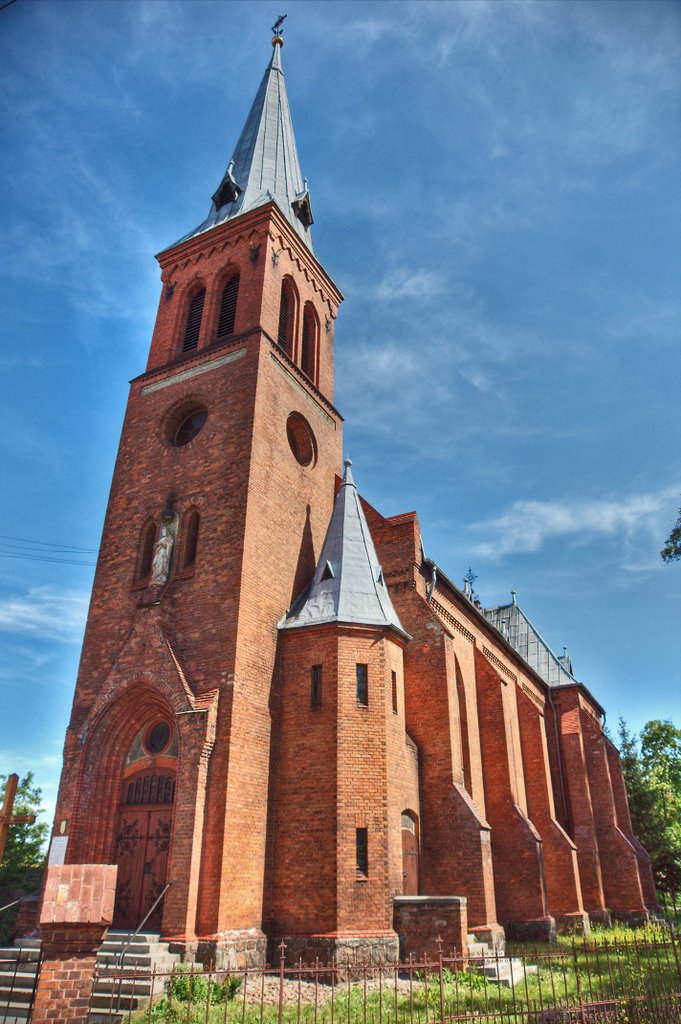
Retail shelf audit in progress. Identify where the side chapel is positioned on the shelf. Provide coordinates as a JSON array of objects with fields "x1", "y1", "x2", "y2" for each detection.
[{"x1": 45, "y1": 30, "x2": 658, "y2": 966}]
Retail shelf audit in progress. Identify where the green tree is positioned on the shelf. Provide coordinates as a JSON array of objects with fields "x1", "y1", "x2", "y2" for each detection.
[
  {"x1": 618, "y1": 719, "x2": 681, "y2": 912},
  {"x1": 660, "y1": 506, "x2": 681, "y2": 562},
  {"x1": 0, "y1": 773, "x2": 48, "y2": 943}
]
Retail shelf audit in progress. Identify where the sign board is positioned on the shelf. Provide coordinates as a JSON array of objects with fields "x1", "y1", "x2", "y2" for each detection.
[{"x1": 47, "y1": 835, "x2": 68, "y2": 867}]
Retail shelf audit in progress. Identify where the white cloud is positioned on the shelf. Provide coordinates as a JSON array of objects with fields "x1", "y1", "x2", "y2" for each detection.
[
  {"x1": 0, "y1": 587, "x2": 89, "y2": 643},
  {"x1": 373, "y1": 268, "x2": 447, "y2": 303},
  {"x1": 470, "y1": 487, "x2": 679, "y2": 560}
]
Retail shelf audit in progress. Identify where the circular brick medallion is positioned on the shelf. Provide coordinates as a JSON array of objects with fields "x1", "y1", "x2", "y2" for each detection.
[{"x1": 286, "y1": 412, "x2": 317, "y2": 467}]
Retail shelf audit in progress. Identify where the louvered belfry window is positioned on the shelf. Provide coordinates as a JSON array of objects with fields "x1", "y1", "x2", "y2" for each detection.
[
  {"x1": 301, "y1": 313, "x2": 312, "y2": 378},
  {"x1": 183, "y1": 289, "x2": 205, "y2": 352},
  {"x1": 278, "y1": 285, "x2": 289, "y2": 351},
  {"x1": 217, "y1": 275, "x2": 239, "y2": 338}
]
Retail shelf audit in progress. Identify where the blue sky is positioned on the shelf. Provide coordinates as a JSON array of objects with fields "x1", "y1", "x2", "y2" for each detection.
[{"x1": 0, "y1": 0, "x2": 679, "y2": 828}]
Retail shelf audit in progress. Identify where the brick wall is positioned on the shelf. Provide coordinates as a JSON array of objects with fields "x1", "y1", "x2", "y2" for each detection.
[{"x1": 393, "y1": 896, "x2": 468, "y2": 959}]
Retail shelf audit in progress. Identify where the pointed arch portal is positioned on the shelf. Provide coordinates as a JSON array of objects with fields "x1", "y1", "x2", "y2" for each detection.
[{"x1": 401, "y1": 811, "x2": 419, "y2": 896}]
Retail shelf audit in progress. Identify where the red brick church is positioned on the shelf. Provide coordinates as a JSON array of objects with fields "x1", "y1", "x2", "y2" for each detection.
[{"x1": 47, "y1": 31, "x2": 657, "y2": 967}]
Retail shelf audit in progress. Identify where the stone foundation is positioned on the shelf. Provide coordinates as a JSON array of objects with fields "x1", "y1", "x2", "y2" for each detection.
[
  {"x1": 554, "y1": 912, "x2": 590, "y2": 936},
  {"x1": 587, "y1": 909, "x2": 612, "y2": 928},
  {"x1": 503, "y1": 916, "x2": 557, "y2": 944},
  {"x1": 393, "y1": 896, "x2": 468, "y2": 959},
  {"x1": 469, "y1": 924, "x2": 506, "y2": 954},
  {"x1": 270, "y1": 934, "x2": 399, "y2": 967},
  {"x1": 610, "y1": 909, "x2": 650, "y2": 927},
  {"x1": 171, "y1": 929, "x2": 268, "y2": 970}
]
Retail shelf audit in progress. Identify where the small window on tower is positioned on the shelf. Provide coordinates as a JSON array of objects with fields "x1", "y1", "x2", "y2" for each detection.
[
  {"x1": 311, "y1": 665, "x2": 322, "y2": 708},
  {"x1": 217, "y1": 274, "x2": 239, "y2": 338},
  {"x1": 356, "y1": 664, "x2": 368, "y2": 706},
  {"x1": 138, "y1": 521, "x2": 157, "y2": 582},
  {"x1": 356, "y1": 828, "x2": 368, "y2": 877},
  {"x1": 183, "y1": 288, "x2": 205, "y2": 352},
  {"x1": 392, "y1": 670, "x2": 398, "y2": 714},
  {"x1": 183, "y1": 510, "x2": 200, "y2": 569}
]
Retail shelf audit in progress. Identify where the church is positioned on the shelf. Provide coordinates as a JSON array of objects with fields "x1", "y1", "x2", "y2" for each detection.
[{"x1": 44, "y1": 30, "x2": 657, "y2": 968}]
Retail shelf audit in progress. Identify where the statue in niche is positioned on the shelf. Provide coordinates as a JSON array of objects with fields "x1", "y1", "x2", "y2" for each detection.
[{"x1": 151, "y1": 498, "x2": 177, "y2": 584}]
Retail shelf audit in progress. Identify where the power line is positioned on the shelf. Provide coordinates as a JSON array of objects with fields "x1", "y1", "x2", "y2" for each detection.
[
  {"x1": 0, "y1": 552, "x2": 95, "y2": 566},
  {"x1": 0, "y1": 534, "x2": 97, "y2": 553},
  {"x1": 0, "y1": 0, "x2": 19, "y2": 12}
]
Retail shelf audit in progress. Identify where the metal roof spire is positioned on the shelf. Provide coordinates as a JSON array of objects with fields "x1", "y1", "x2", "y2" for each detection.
[
  {"x1": 279, "y1": 461, "x2": 409, "y2": 639},
  {"x1": 170, "y1": 21, "x2": 314, "y2": 252}
]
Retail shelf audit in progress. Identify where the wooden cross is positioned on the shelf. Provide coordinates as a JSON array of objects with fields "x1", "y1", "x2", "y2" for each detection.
[{"x1": 0, "y1": 774, "x2": 36, "y2": 865}]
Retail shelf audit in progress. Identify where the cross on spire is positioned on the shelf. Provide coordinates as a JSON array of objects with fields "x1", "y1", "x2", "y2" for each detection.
[{"x1": 0, "y1": 774, "x2": 36, "y2": 865}]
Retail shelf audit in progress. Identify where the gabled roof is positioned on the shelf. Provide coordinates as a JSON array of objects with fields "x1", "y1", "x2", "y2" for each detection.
[
  {"x1": 168, "y1": 36, "x2": 313, "y2": 253},
  {"x1": 279, "y1": 460, "x2": 410, "y2": 639},
  {"x1": 483, "y1": 597, "x2": 577, "y2": 688}
]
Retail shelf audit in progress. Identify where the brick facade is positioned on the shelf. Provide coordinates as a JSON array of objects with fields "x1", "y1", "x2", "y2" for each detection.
[{"x1": 45, "y1": 43, "x2": 655, "y2": 973}]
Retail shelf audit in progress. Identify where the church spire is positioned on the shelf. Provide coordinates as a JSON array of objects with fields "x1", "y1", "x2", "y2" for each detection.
[
  {"x1": 280, "y1": 460, "x2": 410, "y2": 639},
  {"x1": 173, "y1": 27, "x2": 314, "y2": 252}
]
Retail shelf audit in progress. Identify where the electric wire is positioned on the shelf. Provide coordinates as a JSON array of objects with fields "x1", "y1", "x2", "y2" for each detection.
[{"x1": 0, "y1": 532, "x2": 97, "y2": 566}]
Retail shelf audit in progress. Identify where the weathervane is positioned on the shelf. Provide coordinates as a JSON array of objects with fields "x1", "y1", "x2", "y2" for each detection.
[{"x1": 272, "y1": 14, "x2": 287, "y2": 37}]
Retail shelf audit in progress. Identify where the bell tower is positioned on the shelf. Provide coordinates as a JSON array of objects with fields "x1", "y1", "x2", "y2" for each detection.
[{"x1": 50, "y1": 30, "x2": 343, "y2": 966}]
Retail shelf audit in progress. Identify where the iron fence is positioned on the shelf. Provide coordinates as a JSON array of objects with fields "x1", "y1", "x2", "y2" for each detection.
[{"x1": 88, "y1": 934, "x2": 681, "y2": 1024}]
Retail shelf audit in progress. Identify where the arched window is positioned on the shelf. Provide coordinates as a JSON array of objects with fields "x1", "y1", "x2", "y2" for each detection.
[
  {"x1": 138, "y1": 521, "x2": 157, "y2": 582},
  {"x1": 183, "y1": 510, "x2": 200, "y2": 570},
  {"x1": 182, "y1": 288, "x2": 205, "y2": 352},
  {"x1": 217, "y1": 274, "x2": 239, "y2": 338},
  {"x1": 301, "y1": 303, "x2": 318, "y2": 383},
  {"x1": 278, "y1": 279, "x2": 296, "y2": 357}
]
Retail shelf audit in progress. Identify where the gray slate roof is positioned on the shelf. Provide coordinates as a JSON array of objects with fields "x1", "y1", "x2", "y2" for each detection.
[
  {"x1": 168, "y1": 38, "x2": 313, "y2": 253},
  {"x1": 483, "y1": 599, "x2": 577, "y2": 688},
  {"x1": 280, "y1": 461, "x2": 409, "y2": 639}
]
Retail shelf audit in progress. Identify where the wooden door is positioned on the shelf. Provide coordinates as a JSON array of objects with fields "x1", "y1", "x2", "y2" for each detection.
[
  {"x1": 113, "y1": 773, "x2": 174, "y2": 930},
  {"x1": 401, "y1": 813, "x2": 419, "y2": 896}
]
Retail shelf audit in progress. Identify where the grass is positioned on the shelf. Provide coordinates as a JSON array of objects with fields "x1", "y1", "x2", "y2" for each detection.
[{"x1": 129, "y1": 926, "x2": 680, "y2": 1024}]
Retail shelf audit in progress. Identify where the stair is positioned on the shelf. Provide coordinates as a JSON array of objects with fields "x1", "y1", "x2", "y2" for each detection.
[
  {"x1": 89, "y1": 931, "x2": 182, "y2": 1023},
  {"x1": 0, "y1": 932, "x2": 181, "y2": 1024},
  {"x1": 0, "y1": 939, "x2": 40, "y2": 1024},
  {"x1": 467, "y1": 932, "x2": 537, "y2": 990}
]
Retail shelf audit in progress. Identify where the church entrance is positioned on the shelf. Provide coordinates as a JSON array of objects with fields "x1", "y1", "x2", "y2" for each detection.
[
  {"x1": 112, "y1": 720, "x2": 178, "y2": 931},
  {"x1": 401, "y1": 811, "x2": 419, "y2": 895}
]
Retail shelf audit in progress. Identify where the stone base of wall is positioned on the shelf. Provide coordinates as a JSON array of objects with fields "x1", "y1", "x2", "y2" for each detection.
[
  {"x1": 503, "y1": 916, "x2": 556, "y2": 944},
  {"x1": 610, "y1": 909, "x2": 650, "y2": 927},
  {"x1": 587, "y1": 909, "x2": 612, "y2": 928},
  {"x1": 393, "y1": 897, "x2": 468, "y2": 960},
  {"x1": 270, "y1": 934, "x2": 399, "y2": 967},
  {"x1": 172, "y1": 929, "x2": 267, "y2": 970},
  {"x1": 554, "y1": 912, "x2": 590, "y2": 936}
]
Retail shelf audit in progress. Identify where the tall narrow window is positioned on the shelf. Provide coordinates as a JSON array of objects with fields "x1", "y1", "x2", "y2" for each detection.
[
  {"x1": 277, "y1": 279, "x2": 297, "y2": 357},
  {"x1": 356, "y1": 828, "x2": 368, "y2": 876},
  {"x1": 183, "y1": 289, "x2": 205, "y2": 352},
  {"x1": 311, "y1": 665, "x2": 322, "y2": 708},
  {"x1": 138, "y1": 521, "x2": 156, "y2": 582},
  {"x1": 183, "y1": 510, "x2": 200, "y2": 570},
  {"x1": 217, "y1": 274, "x2": 239, "y2": 338},
  {"x1": 392, "y1": 670, "x2": 398, "y2": 714},
  {"x1": 356, "y1": 664, "x2": 368, "y2": 706},
  {"x1": 301, "y1": 303, "x2": 317, "y2": 382}
]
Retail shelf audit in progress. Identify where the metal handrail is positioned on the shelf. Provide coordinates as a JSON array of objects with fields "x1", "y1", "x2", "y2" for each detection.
[
  {"x1": 0, "y1": 892, "x2": 39, "y2": 916},
  {"x1": 116, "y1": 880, "x2": 173, "y2": 968}
]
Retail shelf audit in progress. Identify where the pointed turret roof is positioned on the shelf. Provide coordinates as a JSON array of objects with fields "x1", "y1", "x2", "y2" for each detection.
[
  {"x1": 280, "y1": 461, "x2": 409, "y2": 639},
  {"x1": 170, "y1": 33, "x2": 313, "y2": 253}
]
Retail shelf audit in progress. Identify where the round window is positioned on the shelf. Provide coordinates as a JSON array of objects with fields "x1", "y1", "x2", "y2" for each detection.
[
  {"x1": 146, "y1": 722, "x2": 171, "y2": 754},
  {"x1": 286, "y1": 413, "x2": 317, "y2": 468},
  {"x1": 174, "y1": 408, "x2": 207, "y2": 447},
  {"x1": 165, "y1": 401, "x2": 208, "y2": 448}
]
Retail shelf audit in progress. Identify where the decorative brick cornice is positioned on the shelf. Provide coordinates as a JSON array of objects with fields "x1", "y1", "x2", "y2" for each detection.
[
  {"x1": 482, "y1": 646, "x2": 517, "y2": 684},
  {"x1": 432, "y1": 600, "x2": 475, "y2": 643}
]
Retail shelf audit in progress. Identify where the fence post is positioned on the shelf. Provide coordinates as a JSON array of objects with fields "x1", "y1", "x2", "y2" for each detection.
[
  {"x1": 278, "y1": 939, "x2": 286, "y2": 1024},
  {"x1": 571, "y1": 938, "x2": 586, "y2": 1024},
  {"x1": 436, "y1": 936, "x2": 445, "y2": 1024}
]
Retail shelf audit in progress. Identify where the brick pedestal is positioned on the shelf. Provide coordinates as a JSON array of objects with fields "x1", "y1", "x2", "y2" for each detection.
[
  {"x1": 32, "y1": 864, "x2": 117, "y2": 1024},
  {"x1": 394, "y1": 896, "x2": 468, "y2": 960}
]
